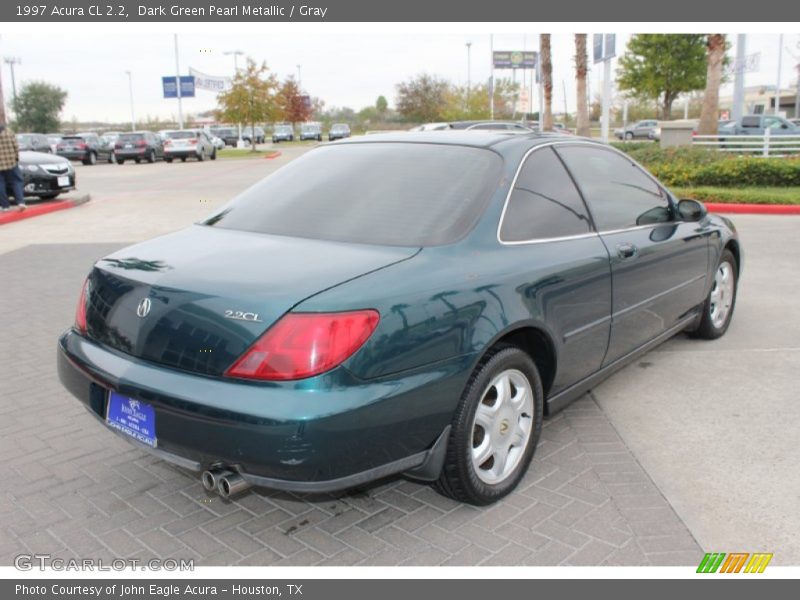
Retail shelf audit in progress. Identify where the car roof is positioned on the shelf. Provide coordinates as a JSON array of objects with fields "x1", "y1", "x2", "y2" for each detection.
[{"x1": 336, "y1": 130, "x2": 583, "y2": 150}]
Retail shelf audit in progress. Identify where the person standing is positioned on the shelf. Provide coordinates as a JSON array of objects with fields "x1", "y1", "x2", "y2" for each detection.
[{"x1": 0, "y1": 123, "x2": 26, "y2": 212}]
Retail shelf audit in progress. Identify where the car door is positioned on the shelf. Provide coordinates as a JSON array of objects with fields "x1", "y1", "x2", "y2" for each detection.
[
  {"x1": 499, "y1": 146, "x2": 612, "y2": 393},
  {"x1": 556, "y1": 144, "x2": 709, "y2": 365}
]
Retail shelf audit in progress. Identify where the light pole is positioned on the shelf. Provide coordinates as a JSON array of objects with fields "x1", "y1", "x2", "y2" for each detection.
[
  {"x1": 4, "y1": 57, "x2": 20, "y2": 111},
  {"x1": 224, "y1": 50, "x2": 245, "y2": 146},
  {"x1": 173, "y1": 34, "x2": 184, "y2": 130},
  {"x1": 296, "y1": 64, "x2": 302, "y2": 88},
  {"x1": 125, "y1": 71, "x2": 135, "y2": 131},
  {"x1": 774, "y1": 34, "x2": 783, "y2": 115},
  {"x1": 465, "y1": 42, "x2": 472, "y2": 105}
]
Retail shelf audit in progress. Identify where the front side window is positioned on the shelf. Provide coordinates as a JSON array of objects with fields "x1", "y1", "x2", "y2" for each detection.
[
  {"x1": 556, "y1": 146, "x2": 671, "y2": 231},
  {"x1": 499, "y1": 147, "x2": 592, "y2": 242},
  {"x1": 204, "y1": 143, "x2": 503, "y2": 247}
]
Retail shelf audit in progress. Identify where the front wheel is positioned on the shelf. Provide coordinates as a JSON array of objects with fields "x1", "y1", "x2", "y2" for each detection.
[
  {"x1": 625, "y1": 132, "x2": 634, "y2": 140},
  {"x1": 691, "y1": 249, "x2": 738, "y2": 339},
  {"x1": 164, "y1": 157, "x2": 173, "y2": 163},
  {"x1": 83, "y1": 152, "x2": 97, "y2": 166},
  {"x1": 210, "y1": 149, "x2": 217, "y2": 161},
  {"x1": 435, "y1": 346, "x2": 544, "y2": 505},
  {"x1": 197, "y1": 148, "x2": 206, "y2": 161},
  {"x1": 116, "y1": 158, "x2": 125, "y2": 165},
  {"x1": 147, "y1": 149, "x2": 156, "y2": 163}
]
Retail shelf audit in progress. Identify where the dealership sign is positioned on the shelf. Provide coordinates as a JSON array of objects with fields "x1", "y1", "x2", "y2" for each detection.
[
  {"x1": 493, "y1": 51, "x2": 537, "y2": 69},
  {"x1": 162, "y1": 76, "x2": 196, "y2": 98},
  {"x1": 593, "y1": 34, "x2": 616, "y2": 63},
  {"x1": 189, "y1": 68, "x2": 232, "y2": 92}
]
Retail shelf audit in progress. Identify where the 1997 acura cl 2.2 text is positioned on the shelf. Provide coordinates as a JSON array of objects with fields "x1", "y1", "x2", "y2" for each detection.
[{"x1": 58, "y1": 132, "x2": 741, "y2": 505}]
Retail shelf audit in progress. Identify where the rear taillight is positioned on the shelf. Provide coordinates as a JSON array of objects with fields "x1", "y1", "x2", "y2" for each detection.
[
  {"x1": 164, "y1": 139, "x2": 172, "y2": 146},
  {"x1": 188, "y1": 138, "x2": 197, "y2": 144},
  {"x1": 136, "y1": 139, "x2": 147, "y2": 147},
  {"x1": 74, "y1": 278, "x2": 89, "y2": 334},
  {"x1": 76, "y1": 143, "x2": 87, "y2": 150},
  {"x1": 224, "y1": 310, "x2": 380, "y2": 381}
]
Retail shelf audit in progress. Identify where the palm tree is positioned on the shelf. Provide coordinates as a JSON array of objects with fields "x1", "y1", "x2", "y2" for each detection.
[
  {"x1": 698, "y1": 34, "x2": 726, "y2": 135},
  {"x1": 575, "y1": 34, "x2": 590, "y2": 137},
  {"x1": 540, "y1": 34, "x2": 553, "y2": 131}
]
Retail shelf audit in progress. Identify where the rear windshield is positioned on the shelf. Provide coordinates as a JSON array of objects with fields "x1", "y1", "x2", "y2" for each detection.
[
  {"x1": 166, "y1": 131, "x2": 198, "y2": 139},
  {"x1": 62, "y1": 136, "x2": 84, "y2": 141},
  {"x1": 118, "y1": 133, "x2": 145, "y2": 142},
  {"x1": 275, "y1": 126, "x2": 292, "y2": 132},
  {"x1": 301, "y1": 125, "x2": 319, "y2": 131},
  {"x1": 203, "y1": 143, "x2": 503, "y2": 247}
]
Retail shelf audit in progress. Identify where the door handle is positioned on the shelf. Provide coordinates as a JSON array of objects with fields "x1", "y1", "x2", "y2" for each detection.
[{"x1": 616, "y1": 242, "x2": 639, "y2": 260}]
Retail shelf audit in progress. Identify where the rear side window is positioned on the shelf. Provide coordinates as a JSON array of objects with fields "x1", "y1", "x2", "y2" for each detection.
[
  {"x1": 204, "y1": 143, "x2": 503, "y2": 247},
  {"x1": 556, "y1": 146, "x2": 670, "y2": 231},
  {"x1": 500, "y1": 147, "x2": 592, "y2": 242}
]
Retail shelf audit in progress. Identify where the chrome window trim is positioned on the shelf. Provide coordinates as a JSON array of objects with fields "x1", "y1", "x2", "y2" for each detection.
[{"x1": 496, "y1": 139, "x2": 674, "y2": 246}]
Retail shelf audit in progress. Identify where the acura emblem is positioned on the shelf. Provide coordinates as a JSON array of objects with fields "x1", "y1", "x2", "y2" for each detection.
[{"x1": 136, "y1": 298, "x2": 152, "y2": 318}]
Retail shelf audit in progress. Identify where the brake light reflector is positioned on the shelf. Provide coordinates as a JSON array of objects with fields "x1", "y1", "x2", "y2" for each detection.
[
  {"x1": 74, "y1": 278, "x2": 89, "y2": 334},
  {"x1": 225, "y1": 310, "x2": 380, "y2": 381}
]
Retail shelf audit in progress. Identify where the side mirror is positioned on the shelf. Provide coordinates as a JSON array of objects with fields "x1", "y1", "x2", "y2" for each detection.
[{"x1": 677, "y1": 199, "x2": 707, "y2": 222}]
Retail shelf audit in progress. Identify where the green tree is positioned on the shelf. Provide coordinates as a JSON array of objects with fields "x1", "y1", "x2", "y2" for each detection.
[
  {"x1": 217, "y1": 58, "x2": 279, "y2": 151},
  {"x1": 395, "y1": 74, "x2": 449, "y2": 123},
  {"x1": 278, "y1": 76, "x2": 312, "y2": 125},
  {"x1": 617, "y1": 34, "x2": 707, "y2": 119},
  {"x1": 12, "y1": 81, "x2": 67, "y2": 132},
  {"x1": 376, "y1": 95, "x2": 388, "y2": 114},
  {"x1": 441, "y1": 79, "x2": 519, "y2": 121}
]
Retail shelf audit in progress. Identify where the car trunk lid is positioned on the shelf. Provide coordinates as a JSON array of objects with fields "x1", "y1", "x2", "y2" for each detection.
[{"x1": 84, "y1": 225, "x2": 418, "y2": 377}]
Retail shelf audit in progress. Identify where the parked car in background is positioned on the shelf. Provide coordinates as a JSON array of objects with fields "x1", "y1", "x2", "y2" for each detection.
[
  {"x1": 16, "y1": 133, "x2": 52, "y2": 153},
  {"x1": 114, "y1": 131, "x2": 164, "y2": 164},
  {"x1": 242, "y1": 126, "x2": 266, "y2": 144},
  {"x1": 45, "y1": 134, "x2": 62, "y2": 153},
  {"x1": 409, "y1": 122, "x2": 451, "y2": 131},
  {"x1": 17, "y1": 151, "x2": 76, "y2": 200},
  {"x1": 211, "y1": 127, "x2": 240, "y2": 147},
  {"x1": 649, "y1": 119, "x2": 701, "y2": 142},
  {"x1": 299, "y1": 123, "x2": 323, "y2": 141},
  {"x1": 56, "y1": 133, "x2": 114, "y2": 165},
  {"x1": 102, "y1": 131, "x2": 123, "y2": 148},
  {"x1": 163, "y1": 129, "x2": 216, "y2": 162},
  {"x1": 208, "y1": 133, "x2": 226, "y2": 151},
  {"x1": 615, "y1": 120, "x2": 658, "y2": 140},
  {"x1": 58, "y1": 132, "x2": 741, "y2": 505},
  {"x1": 272, "y1": 125, "x2": 294, "y2": 143},
  {"x1": 790, "y1": 118, "x2": 800, "y2": 127},
  {"x1": 452, "y1": 121, "x2": 535, "y2": 132},
  {"x1": 721, "y1": 114, "x2": 799, "y2": 136},
  {"x1": 328, "y1": 123, "x2": 351, "y2": 141}
]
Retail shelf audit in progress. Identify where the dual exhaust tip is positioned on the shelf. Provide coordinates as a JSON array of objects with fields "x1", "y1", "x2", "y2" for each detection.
[{"x1": 201, "y1": 468, "x2": 250, "y2": 499}]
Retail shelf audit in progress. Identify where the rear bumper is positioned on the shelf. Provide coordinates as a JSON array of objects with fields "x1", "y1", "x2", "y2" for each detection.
[
  {"x1": 57, "y1": 330, "x2": 465, "y2": 491},
  {"x1": 115, "y1": 149, "x2": 148, "y2": 159},
  {"x1": 164, "y1": 149, "x2": 198, "y2": 158}
]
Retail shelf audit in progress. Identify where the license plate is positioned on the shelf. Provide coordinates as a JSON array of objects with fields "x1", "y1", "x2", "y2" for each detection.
[
  {"x1": 125, "y1": 143, "x2": 133, "y2": 148},
  {"x1": 106, "y1": 391, "x2": 157, "y2": 447},
  {"x1": 57, "y1": 176, "x2": 70, "y2": 187}
]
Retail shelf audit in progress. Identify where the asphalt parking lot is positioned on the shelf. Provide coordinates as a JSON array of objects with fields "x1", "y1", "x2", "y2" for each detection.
[{"x1": 1, "y1": 153, "x2": 797, "y2": 566}]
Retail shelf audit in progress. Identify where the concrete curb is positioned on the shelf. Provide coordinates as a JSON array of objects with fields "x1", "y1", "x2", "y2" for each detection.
[
  {"x1": 706, "y1": 202, "x2": 800, "y2": 215},
  {"x1": 0, "y1": 193, "x2": 91, "y2": 226}
]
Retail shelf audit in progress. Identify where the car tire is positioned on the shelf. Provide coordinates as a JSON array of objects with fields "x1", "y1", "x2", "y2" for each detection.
[
  {"x1": 108, "y1": 152, "x2": 115, "y2": 164},
  {"x1": 164, "y1": 158, "x2": 173, "y2": 163},
  {"x1": 210, "y1": 149, "x2": 217, "y2": 161},
  {"x1": 116, "y1": 158, "x2": 124, "y2": 165},
  {"x1": 38, "y1": 193, "x2": 59, "y2": 200},
  {"x1": 625, "y1": 132, "x2": 634, "y2": 140},
  {"x1": 147, "y1": 149, "x2": 156, "y2": 163},
  {"x1": 198, "y1": 148, "x2": 206, "y2": 162},
  {"x1": 134, "y1": 158, "x2": 141, "y2": 164},
  {"x1": 435, "y1": 346, "x2": 544, "y2": 505},
  {"x1": 180, "y1": 157, "x2": 187, "y2": 162},
  {"x1": 691, "y1": 249, "x2": 738, "y2": 340},
  {"x1": 83, "y1": 152, "x2": 97, "y2": 166}
]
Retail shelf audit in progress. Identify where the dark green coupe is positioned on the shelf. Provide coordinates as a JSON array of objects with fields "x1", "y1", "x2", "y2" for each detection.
[{"x1": 58, "y1": 132, "x2": 741, "y2": 505}]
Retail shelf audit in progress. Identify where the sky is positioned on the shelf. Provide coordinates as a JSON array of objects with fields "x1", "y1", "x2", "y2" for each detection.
[{"x1": 1, "y1": 29, "x2": 798, "y2": 124}]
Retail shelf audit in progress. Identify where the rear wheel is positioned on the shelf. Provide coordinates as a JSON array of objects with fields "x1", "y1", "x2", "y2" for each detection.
[
  {"x1": 210, "y1": 149, "x2": 217, "y2": 160},
  {"x1": 134, "y1": 158, "x2": 141, "y2": 164},
  {"x1": 116, "y1": 158, "x2": 125, "y2": 165},
  {"x1": 164, "y1": 157, "x2": 173, "y2": 163},
  {"x1": 180, "y1": 157, "x2": 187, "y2": 162},
  {"x1": 147, "y1": 149, "x2": 156, "y2": 163},
  {"x1": 108, "y1": 152, "x2": 115, "y2": 164},
  {"x1": 692, "y1": 249, "x2": 738, "y2": 339},
  {"x1": 83, "y1": 152, "x2": 97, "y2": 166},
  {"x1": 625, "y1": 132, "x2": 634, "y2": 140},
  {"x1": 435, "y1": 346, "x2": 543, "y2": 505},
  {"x1": 197, "y1": 148, "x2": 206, "y2": 161}
]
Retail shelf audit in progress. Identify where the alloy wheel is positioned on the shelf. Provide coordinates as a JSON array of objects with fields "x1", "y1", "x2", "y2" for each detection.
[
  {"x1": 710, "y1": 262, "x2": 734, "y2": 329},
  {"x1": 470, "y1": 369, "x2": 534, "y2": 485}
]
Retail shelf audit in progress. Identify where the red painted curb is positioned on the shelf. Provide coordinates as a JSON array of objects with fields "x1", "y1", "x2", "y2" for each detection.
[
  {"x1": 264, "y1": 151, "x2": 282, "y2": 159},
  {"x1": 706, "y1": 202, "x2": 800, "y2": 215},
  {"x1": 0, "y1": 199, "x2": 75, "y2": 225}
]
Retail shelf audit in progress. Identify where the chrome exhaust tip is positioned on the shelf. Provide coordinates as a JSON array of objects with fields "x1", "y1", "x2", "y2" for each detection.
[
  {"x1": 201, "y1": 469, "x2": 232, "y2": 492},
  {"x1": 217, "y1": 472, "x2": 250, "y2": 499}
]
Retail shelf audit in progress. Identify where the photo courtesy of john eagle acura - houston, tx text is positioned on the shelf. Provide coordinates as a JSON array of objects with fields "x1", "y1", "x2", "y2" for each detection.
[{"x1": 57, "y1": 131, "x2": 741, "y2": 506}]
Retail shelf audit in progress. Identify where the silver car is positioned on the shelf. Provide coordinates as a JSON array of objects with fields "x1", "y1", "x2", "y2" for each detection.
[{"x1": 162, "y1": 129, "x2": 217, "y2": 162}]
